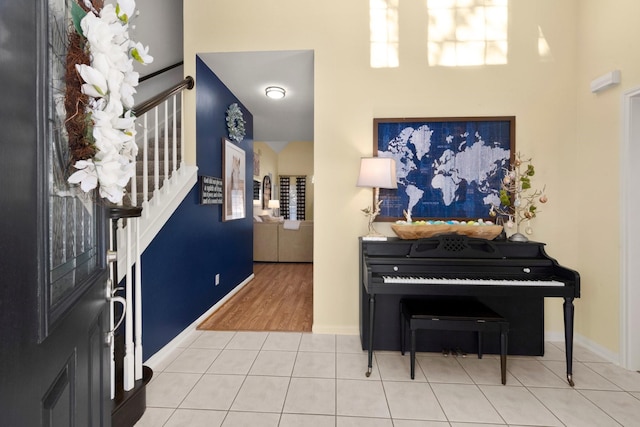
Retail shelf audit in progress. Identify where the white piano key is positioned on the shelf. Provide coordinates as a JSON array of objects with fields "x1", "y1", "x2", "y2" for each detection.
[{"x1": 381, "y1": 276, "x2": 564, "y2": 287}]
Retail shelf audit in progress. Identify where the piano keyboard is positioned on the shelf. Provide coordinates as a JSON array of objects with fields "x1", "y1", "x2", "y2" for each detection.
[{"x1": 382, "y1": 276, "x2": 564, "y2": 287}]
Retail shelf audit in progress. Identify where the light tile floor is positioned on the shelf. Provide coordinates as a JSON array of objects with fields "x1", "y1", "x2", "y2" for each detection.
[{"x1": 135, "y1": 331, "x2": 640, "y2": 426}]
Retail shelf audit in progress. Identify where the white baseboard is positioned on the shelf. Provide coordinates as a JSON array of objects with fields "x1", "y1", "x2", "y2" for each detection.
[
  {"x1": 144, "y1": 273, "x2": 254, "y2": 370},
  {"x1": 574, "y1": 333, "x2": 620, "y2": 365},
  {"x1": 312, "y1": 324, "x2": 360, "y2": 335},
  {"x1": 545, "y1": 330, "x2": 620, "y2": 365}
]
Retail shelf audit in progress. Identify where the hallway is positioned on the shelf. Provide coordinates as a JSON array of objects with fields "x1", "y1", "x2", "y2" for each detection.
[
  {"x1": 198, "y1": 263, "x2": 313, "y2": 332},
  {"x1": 135, "y1": 330, "x2": 640, "y2": 426}
]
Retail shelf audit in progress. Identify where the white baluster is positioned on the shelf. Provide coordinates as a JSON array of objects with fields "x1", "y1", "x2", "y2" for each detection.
[
  {"x1": 163, "y1": 101, "x2": 169, "y2": 189},
  {"x1": 180, "y1": 93, "x2": 185, "y2": 172},
  {"x1": 142, "y1": 114, "x2": 149, "y2": 211},
  {"x1": 172, "y1": 95, "x2": 177, "y2": 176},
  {"x1": 153, "y1": 106, "x2": 160, "y2": 201},
  {"x1": 134, "y1": 216, "x2": 143, "y2": 381}
]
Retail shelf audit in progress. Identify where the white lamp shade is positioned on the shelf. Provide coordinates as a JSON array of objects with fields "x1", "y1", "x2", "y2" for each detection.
[
  {"x1": 356, "y1": 157, "x2": 398, "y2": 189},
  {"x1": 268, "y1": 199, "x2": 280, "y2": 209}
]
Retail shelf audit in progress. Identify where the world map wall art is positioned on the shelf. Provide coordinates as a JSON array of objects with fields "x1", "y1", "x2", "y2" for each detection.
[{"x1": 374, "y1": 116, "x2": 515, "y2": 221}]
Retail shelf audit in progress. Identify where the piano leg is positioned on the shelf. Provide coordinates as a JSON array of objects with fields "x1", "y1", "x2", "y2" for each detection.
[
  {"x1": 563, "y1": 296, "x2": 575, "y2": 387},
  {"x1": 366, "y1": 293, "x2": 375, "y2": 377}
]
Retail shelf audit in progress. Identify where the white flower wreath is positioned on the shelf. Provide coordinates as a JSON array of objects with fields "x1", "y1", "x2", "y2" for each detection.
[
  {"x1": 226, "y1": 103, "x2": 246, "y2": 142},
  {"x1": 66, "y1": 0, "x2": 153, "y2": 204}
]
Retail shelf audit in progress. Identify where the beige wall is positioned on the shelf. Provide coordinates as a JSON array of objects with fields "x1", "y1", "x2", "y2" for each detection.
[
  {"x1": 253, "y1": 142, "x2": 278, "y2": 184},
  {"x1": 184, "y1": 0, "x2": 636, "y2": 354},
  {"x1": 573, "y1": 0, "x2": 640, "y2": 353}
]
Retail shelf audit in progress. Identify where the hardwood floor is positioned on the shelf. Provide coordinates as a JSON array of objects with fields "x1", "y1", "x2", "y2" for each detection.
[{"x1": 197, "y1": 262, "x2": 313, "y2": 332}]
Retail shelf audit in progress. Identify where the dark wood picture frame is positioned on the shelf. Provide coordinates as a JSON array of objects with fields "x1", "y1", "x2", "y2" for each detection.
[{"x1": 374, "y1": 116, "x2": 515, "y2": 221}]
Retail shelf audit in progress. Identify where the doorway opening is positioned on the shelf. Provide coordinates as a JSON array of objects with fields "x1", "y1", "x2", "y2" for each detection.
[
  {"x1": 196, "y1": 50, "x2": 315, "y2": 333},
  {"x1": 621, "y1": 87, "x2": 640, "y2": 370}
]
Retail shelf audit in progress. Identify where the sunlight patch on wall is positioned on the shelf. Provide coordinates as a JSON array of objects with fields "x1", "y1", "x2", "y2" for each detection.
[
  {"x1": 370, "y1": 0, "x2": 399, "y2": 68},
  {"x1": 538, "y1": 26, "x2": 553, "y2": 61},
  {"x1": 427, "y1": 0, "x2": 508, "y2": 67}
]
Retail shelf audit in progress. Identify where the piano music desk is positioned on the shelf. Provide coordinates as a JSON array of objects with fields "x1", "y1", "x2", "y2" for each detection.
[{"x1": 400, "y1": 297, "x2": 508, "y2": 384}]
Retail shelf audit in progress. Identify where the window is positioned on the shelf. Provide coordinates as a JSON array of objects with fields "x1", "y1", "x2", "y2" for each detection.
[
  {"x1": 279, "y1": 176, "x2": 307, "y2": 220},
  {"x1": 370, "y1": 0, "x2": 399, "y2": 68},
  {"x1": 427, "y1": 0, "x2": 508, "y2": 66}
]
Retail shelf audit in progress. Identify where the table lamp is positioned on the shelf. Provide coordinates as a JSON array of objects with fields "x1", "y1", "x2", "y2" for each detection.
[
  {"x1": 356, "y1": 157, "x2": 397, "y2": 236},
  {"x1": 268, "y1": 199, "x2": 280, "y2": 217}
]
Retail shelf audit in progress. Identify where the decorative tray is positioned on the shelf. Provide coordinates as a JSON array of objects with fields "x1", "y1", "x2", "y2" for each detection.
[{"x1": 390, "y1": 222, "x2": 503, "y2": 240}]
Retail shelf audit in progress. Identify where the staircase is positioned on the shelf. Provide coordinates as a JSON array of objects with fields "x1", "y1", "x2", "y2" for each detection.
[{"x1": 109, "y1": 75, "x2": 197, "y2": 426}]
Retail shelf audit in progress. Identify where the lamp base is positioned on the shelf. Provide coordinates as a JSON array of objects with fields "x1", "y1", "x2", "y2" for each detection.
[
  {"x1": 361, "y1": 200, "x2": 387, "y2": 240},
  {"x1": 508, "y1": 232, "x2": 529, "y2": 242}
]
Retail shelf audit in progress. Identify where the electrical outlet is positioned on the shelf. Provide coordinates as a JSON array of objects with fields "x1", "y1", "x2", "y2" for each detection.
[{"x1": 215, "y1": 274, "x2": 220, "y2": 286}]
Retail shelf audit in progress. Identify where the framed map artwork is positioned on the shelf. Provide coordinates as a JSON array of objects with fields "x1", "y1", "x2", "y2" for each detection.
[{"x1": 374, "y1": 116, "x2": 515, "y2": 221}]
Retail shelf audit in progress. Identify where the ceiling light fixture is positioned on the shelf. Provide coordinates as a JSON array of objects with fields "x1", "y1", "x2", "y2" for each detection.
[{"x1": 265, "y1": 86, "x2": 286, "y2": 99}]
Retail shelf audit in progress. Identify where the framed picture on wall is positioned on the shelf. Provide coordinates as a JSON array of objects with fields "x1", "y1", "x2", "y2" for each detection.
[
  {"x1": 374, "y1": 116, "x2": 515, "y2": 221},
  {"x1": 222, "y1": 138, "x2": 246, "y2": 221}
]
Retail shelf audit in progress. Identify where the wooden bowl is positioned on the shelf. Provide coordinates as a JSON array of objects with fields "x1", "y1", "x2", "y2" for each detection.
[
  {"x1": 391, "y1": 223, "x2": 503, "y2": 240},
  {"x1": 390, "y1": 223, "x2": 452, "y2": 239}
]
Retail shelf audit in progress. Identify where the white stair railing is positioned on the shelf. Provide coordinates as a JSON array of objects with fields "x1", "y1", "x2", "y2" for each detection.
[{"x1": 111, "y1": 76, "x2": 197, "y2": 395}]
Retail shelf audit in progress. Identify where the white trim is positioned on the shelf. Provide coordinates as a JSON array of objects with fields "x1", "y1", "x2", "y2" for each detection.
[
  {"x1": 143, "y1": 272, "x2": 254, "y2": 370},
  {"x1": 115, "y1": 165, "x2": 199, "y2": 283},
  {"x1": 312, "y1": 324, "x2": 360, "y2": 335},
  {"x1": 545, "y1": 331, "x2": 620, "y2": 366},
  {"x1": 139, "y1": 165, "x2": 199, "y2": 255},
  {"x1": 575, "y1": 333, "x2": 620, "y2": 366},
  {"x1": 620, "y1": 87, "x2": 640, "y2": 371}
]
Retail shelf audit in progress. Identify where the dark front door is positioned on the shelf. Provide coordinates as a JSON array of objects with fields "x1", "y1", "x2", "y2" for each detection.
[{"x1": 0, "y1": 1, "x2": 111, "y2": 425}]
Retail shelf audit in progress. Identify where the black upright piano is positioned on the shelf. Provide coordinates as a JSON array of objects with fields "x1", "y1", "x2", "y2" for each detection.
[{"x1": 360, "y1": 234, "x2": 580, "y2": 385}]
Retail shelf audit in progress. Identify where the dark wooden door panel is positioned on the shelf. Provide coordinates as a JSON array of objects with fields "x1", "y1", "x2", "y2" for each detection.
[{"x1": 0, "y1": 1, "x2": 111, "y2": 425}]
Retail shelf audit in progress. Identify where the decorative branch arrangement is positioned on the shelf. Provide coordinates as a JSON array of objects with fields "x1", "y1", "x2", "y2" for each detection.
[{"x1": 489, "y1": 152, "x2": 548, "y2": 242}]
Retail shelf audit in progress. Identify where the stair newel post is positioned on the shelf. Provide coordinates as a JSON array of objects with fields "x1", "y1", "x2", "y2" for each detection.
[
  {"x1": 107, "y1": 206, "x2": 143, "y2": 393},
  {"x1": 124, "y1": 216, "x2": 134, "y2": 391},
  {"x1": 134, "y1": 215, "x2": 143, "y2": 381},
  {"x1": 107, "y1": 215, "x2": 119, "y2": 400}
]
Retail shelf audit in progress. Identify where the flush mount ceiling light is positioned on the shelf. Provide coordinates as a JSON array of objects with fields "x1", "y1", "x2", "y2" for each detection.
[{"x1": 265, "y1": 86, "x2": 286, "y2": 99}]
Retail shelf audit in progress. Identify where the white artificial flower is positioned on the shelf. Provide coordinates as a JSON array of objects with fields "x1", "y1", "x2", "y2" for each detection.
[
  {"x1": 120, "y1": 83, "x2": 136, "y2": 109},
  {"x1": 116, "y1": 0, "x2": 136, "y2": 23},
  {"x1": 68, "y1": 160, "x2": 99, "y2": 192},
  {"x1": 99, "y1": 4, "x2": 118, "y2": 26},
  {"x1": 130, "y1": 42, "x2": 153, "y2": 64},
  {"x1": 81, "y1": 12, "x2": 113, "y2": 54},
  {"x1": 99, "y1": 184, "x2": 125, "y2": 204},
  {"x1": 120, "y1": 138, "x2": 139, "y2": 162},
  {"x1": 76, "y1": 64, "x2": 108, "y2": 98},
  {"x1": 113, "y1": 110, "x2": 135, "y2": 131}
]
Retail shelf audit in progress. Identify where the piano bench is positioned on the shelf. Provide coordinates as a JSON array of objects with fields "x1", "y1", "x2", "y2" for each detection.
[{"x1": 400, "y1": 297, "x2": 509, "y2": 384}]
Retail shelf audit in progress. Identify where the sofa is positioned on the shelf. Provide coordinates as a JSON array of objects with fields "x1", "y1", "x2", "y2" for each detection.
[{"x1": 253, "y1": 219, "x2": 313, "y2": 262}]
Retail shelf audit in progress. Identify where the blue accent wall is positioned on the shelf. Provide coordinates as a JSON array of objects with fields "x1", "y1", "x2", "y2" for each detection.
[{"x1": 141, "y1": 56, "x2": 254, "y2": 359}]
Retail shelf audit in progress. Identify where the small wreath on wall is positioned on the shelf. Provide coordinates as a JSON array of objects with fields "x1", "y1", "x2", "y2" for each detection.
[{"x1": 226, "y1": 103, "x2": 246, "y2": 142}]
